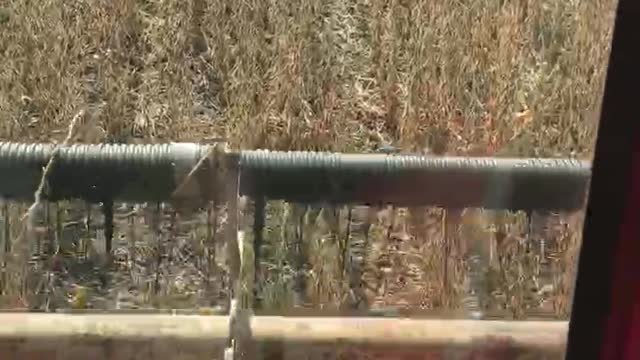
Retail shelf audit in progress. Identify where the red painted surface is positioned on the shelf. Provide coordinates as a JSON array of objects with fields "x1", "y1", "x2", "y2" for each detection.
[{"x1": 601, "y1": 143, "x2": 640, "y2": 360}]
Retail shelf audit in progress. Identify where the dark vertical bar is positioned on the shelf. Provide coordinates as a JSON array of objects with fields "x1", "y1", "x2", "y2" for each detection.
[
  {"x1": 1, "y1": 202, "x2": 8, "y2": 294},
  {"x1": 153, "y1": 202, "x2": 163, "y2": 295},
  {"x1": 36, "y1": 203, "x2": 44, "y2": 256},
  {"x1": 253, "y1": 196, "x2": 265, "y2": 310},
  {"x1": 2, "y1": 203, "x2": 8, "y2": 255},
  {"x1": 43, "y1": 202, "x2": 50, "y2": 256},
  {"x1": 346, "y1": 206, "x2": 370, "y2": 312},
  {"x1": 205, "y1": 202, "x2": 217, "y2": 297},
  {"x1": 103, "y1": 199, "x2": 114, "y2": 256},
  {"x1": 55, "y1": 203, "x2": 62, "y2": 256},
  {"x1": 85, "y1": 203, "x2": 92, "y2": 261},
  {"x1": 291, "y1": 204, "x2": 307, "y2": 308},
  {"x1": 343, "y1": 206, "x2": 352, "y2": 285},
  {"x1": 565, "y1": 1, "x2": 640, "y2": 359}
]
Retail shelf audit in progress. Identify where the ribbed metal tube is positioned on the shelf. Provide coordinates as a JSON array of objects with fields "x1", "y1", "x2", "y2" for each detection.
[
  {"x1": 0, "y1": 142, "x2": 591, "y2": 210},
  {"x1": 0, "y1": 142, "x2": 210, "y2": 203},
  {"x1": 239, "y1": 150, "x2": 591, "y2": 210}
]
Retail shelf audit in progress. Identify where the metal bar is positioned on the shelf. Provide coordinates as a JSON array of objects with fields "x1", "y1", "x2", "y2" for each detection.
[
  {"x1": 0, "y1": 142, "x2": 590, "y2": 210},
  {"x1": 0, "y1": 142, "x2": 209, "y2": 203},
  {"x1": 253, "y1": 195, "x2": 265, "y2": 310},
  {"x1": 241, "y1": 151, "x2": 589, "y2": 210},
  {"x1": 0, "y1": 314, "x2": 567, "y2": 359}
]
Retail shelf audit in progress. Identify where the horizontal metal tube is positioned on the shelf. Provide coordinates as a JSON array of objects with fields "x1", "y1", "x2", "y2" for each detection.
[
  {"x1": 0, "y1": 142, "x2": 209, "y2": 203},
  {"x1": 240, "y1": 150, "x2": 590, "y2": 210},
  {"x1": 0, "y1": 314, "x2": 567, "y2": 360},
  {"x1": 0, "y1": 142, "x2": 591, "y2": 210}
]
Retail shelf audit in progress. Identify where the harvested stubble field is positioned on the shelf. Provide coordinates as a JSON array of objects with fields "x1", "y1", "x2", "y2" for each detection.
[{"x1": 0, "y1": 0, "x2": 617, "y2": 353}]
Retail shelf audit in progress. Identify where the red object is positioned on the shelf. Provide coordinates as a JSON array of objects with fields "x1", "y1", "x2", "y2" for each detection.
[
  {"x1": 564, "y1": 1, "x2": 640, "y2": 359},
  {"x1": 600, "y1": 146, "x2": 640, "y2": 359}
]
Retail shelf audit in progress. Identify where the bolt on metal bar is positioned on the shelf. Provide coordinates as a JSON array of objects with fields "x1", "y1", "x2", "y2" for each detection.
[{"x1": 0, "y1": 142, "x2": 590, "y2": 211}]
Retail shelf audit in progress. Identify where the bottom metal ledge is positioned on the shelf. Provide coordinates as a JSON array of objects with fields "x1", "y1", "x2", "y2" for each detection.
[{"x1": 0, "y1": 313, "x2": 567, "y2": 359}]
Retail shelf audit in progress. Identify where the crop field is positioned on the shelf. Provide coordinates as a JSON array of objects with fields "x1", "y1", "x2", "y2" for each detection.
[{"x1": 0, "y1": 0, "x2": 617, "y2": 331}]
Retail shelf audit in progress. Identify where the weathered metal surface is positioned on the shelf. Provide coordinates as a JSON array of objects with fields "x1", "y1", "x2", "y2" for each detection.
[
  {"x1": 0, "y1": 142, "x2": 210, "y2": 203},
  {"x1": 0, "y1": 142, "x2": 590, "y2": 210},
  {"x1": 0, "y1": 314, "x2": 567, "y2": 359},
  {"x1": 240, "y1": 150, "x2": 590, "y2": 210}
]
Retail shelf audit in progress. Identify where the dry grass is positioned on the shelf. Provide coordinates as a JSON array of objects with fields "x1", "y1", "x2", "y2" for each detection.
[
  {"x1": 0, "y1": 0, "x2": 617, "y2": 333},
  {"x1": 0, "y1": 0, "x2": 613, "y2": 151}
]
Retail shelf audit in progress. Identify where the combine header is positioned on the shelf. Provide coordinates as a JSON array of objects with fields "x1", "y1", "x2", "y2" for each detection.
[{"x1": 0, "y1": 0, "x2": 637, "y2": 358}]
